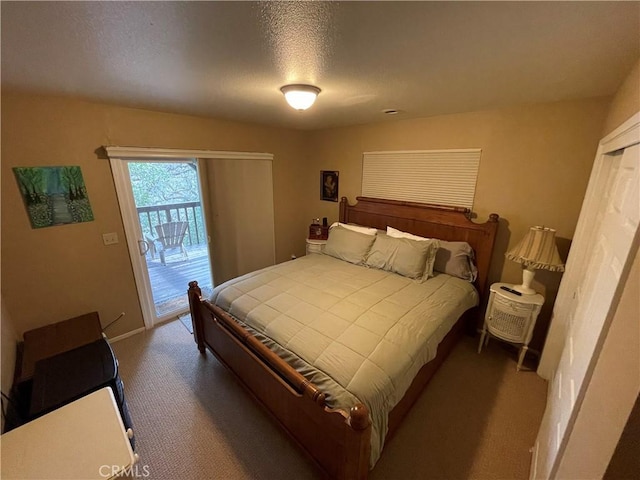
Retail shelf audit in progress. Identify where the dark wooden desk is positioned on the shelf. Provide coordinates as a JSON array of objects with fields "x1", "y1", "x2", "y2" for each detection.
[{"x1": 19, "y1": 312, "x2": 103, "y2": 383}]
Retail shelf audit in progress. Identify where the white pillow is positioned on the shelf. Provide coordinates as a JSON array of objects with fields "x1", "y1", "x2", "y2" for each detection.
[
  {"x1": 331, "y1": 222, "x2": 377, "y2": 236},
  {"x1": 387, "y1": 226, "x2": 430, "y2": 242}
]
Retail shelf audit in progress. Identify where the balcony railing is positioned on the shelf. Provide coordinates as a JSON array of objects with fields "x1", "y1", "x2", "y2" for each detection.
[{"x1": 136, "y1": 201, "x2": 207, "y2": 246}]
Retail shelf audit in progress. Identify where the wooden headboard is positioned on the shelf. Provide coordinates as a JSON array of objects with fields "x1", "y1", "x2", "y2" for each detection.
[{"x1": 339, "y1": 196, "x2": 499, "y2": 297}]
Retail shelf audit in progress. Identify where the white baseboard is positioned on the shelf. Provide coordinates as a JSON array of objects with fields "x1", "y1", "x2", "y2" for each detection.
[
  {"x1": 529, "y1": 440, "x2": 539, "y2": 480},
  {"x1": 106, "y1": 327, "x2": 146, "y2": 344}
]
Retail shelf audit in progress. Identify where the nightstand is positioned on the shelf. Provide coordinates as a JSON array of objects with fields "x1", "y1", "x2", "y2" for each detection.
[
  {"x1": 306, "y1": 238, "x2": 327, "y2": 255},
  {"x1": 478, "y1": 282, "x2": 544, "y2": 371}
]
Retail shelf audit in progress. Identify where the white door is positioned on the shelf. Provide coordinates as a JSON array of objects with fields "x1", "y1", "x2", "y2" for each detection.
[
  {"x1": 110, "y1": 157, "x2": 213, "y2": 328},
  {"x1": 532, "y1": 134, "x2": 639, "y2": 479}
]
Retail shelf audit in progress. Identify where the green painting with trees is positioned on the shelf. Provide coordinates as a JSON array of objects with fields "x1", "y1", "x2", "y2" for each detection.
[{"x1": 13, "y1": 166, "x2": 94, "y2": 228}]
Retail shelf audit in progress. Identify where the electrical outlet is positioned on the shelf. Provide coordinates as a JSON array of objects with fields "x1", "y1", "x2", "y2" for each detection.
[{"x1": 103, "y1": 232, "x2": 119, "y2": 245}]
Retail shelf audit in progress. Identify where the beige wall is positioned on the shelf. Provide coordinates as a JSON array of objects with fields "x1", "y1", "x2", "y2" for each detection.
[
  {"x1": 304, "y1": 98, "x2": 610, "y2": 350},
  {"x1": 1, "y1": 296, "x2": 19, "y2": 394},
  {"x1": 1, "y1": 294, "x2": 19, "y2": 430},
  {"x1": 602, "y1": 58, "x2": 640, "y2": 137},
  {"x1": 1, "y1": 92, "x2": 611, "y2": 354},
  {"x1": 1, "y1": 92, "x2": 309, "y2": 338}
]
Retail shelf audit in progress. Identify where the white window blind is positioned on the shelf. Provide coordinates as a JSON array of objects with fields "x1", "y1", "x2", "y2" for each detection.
[{"x1": 362, "y1": 149, "x2": 481, "y2": 209}]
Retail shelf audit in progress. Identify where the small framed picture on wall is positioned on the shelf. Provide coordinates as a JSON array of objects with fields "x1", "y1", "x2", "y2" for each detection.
[{"x1": 321, "y1": 170, "x2": 339, "y2": 202}]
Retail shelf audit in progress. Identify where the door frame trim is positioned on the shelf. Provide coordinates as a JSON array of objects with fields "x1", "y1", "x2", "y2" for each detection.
[
  {"x1": 538, "y1": 111, "x2": 640, "y2": 378},
  {"x1": 534, "y1": 111, "x2": 640, "y2": 479},
  {"x1": 600, "y1": 111, "x2": 640, "y2": 154},
  {"x1": 109, "y1": 158, "x2": 160, "y2": 329},
  {"x1": 105, "y1": 146, "x2": 273, "y2": 161}
]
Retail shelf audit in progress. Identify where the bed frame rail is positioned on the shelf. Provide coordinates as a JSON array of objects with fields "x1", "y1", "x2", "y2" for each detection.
[{"x1": 188, "y1": 281, "x2": 371, "y2": 479}]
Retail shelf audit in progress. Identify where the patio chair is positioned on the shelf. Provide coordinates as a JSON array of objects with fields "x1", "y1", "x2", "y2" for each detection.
[{"x1": 154, "y1": 221, "x2": 189, "y2": 265}]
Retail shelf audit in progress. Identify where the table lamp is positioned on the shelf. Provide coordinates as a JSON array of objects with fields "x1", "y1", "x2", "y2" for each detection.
[{"x1": 505, "y1": 226, "x2": 565, "y2": 295}]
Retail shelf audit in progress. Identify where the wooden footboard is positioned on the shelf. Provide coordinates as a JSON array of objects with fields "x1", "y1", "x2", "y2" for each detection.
[
  {"x1": 188, "y1": 281, "x2": 372, "y2": 480},
  {"x1": 188, "y1": 281, "x2": 471, "y2": 479},
  {"x1": 187, "y1": 197, "x2": 499, "y2": 479}
]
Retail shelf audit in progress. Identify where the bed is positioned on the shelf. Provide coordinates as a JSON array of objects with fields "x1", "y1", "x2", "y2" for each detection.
[{"x1": 188, "y1": 196, "x2": 499, "y2": 479}]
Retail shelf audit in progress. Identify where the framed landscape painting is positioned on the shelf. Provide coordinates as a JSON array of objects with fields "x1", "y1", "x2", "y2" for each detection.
[{"x1": 13, "y1": 166, "x2": 94, "y2": 228}]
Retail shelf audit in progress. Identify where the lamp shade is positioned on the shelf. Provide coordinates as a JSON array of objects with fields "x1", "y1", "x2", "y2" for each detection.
[
  {"x1": 280, "y1": 84, "x2": 321, "y2": 111},
  {"x1": 506, "y1": 226, "x2": 565, "y2": 272}
]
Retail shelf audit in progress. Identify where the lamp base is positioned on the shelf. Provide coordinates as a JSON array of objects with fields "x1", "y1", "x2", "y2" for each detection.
[
  {"x1": 515, "y1": 266, "x2": 538, "y2": 295},
  {"x1": 512, "y1": 284, "x2": 537, "y2": 295}
]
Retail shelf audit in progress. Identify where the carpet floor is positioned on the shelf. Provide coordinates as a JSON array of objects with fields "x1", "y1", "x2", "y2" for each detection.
[{"x1": 111, "y1": 319, "x2": 547, "y2": 479}]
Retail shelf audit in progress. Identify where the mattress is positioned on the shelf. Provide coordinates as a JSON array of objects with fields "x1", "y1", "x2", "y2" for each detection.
[{"x1": 210, "y1": 253, "x2": 478, "y2": 465}]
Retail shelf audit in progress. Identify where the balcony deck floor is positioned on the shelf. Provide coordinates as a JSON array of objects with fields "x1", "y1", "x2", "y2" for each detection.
[{"x1": 147, "y1": 245, "x2": 213, "y2": 317}]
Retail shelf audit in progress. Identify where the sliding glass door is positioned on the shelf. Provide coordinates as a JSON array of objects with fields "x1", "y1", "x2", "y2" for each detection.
[
  {"x1": 107, "y1": 146, "x2": 275, "y2": 329},
  {"x1": 111, "y1": 157, "x2": 213, "y2": 327}
]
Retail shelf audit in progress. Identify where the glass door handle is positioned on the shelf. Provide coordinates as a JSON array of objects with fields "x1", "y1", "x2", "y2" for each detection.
[{"x1": 138, "y1": 239, "x2": 150, "y2": 256}]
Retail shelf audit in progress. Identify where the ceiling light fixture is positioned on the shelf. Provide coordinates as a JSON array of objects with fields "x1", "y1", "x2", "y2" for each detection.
[{"x1": 280, "y1": 84, "x2": 321, "y2": 111}]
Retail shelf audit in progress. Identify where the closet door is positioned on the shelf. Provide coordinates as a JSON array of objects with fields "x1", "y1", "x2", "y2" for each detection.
[{"x1": 532, "y1": 117, "x2": 639, "y2": 479}]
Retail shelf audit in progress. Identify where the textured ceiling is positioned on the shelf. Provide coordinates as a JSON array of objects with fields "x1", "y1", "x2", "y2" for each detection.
[{"x1": 2, "y1": 1, "x2": 639, "y2": 130}]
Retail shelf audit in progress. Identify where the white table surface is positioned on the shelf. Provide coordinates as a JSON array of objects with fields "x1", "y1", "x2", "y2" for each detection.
[{"x1": 1, "y1": 387, "x2": 136, "y2": 479}]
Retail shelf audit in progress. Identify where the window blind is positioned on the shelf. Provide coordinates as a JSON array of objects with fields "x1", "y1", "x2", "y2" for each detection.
[{"x1": 362, "y1": 149, "x2": 481, "y2": 209}]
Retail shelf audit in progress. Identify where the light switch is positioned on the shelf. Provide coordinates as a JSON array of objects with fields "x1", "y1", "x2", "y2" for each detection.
[{"x1": 103, "y1": 232, "x2": 119, "y2": 245}]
